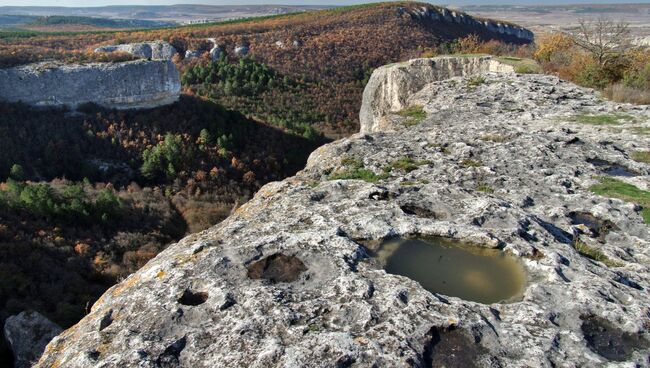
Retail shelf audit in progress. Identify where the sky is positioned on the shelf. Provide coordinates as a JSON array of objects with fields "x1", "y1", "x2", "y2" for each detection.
[{"x1": 0, "y1": 0, "x2": 649, "y2": 7}]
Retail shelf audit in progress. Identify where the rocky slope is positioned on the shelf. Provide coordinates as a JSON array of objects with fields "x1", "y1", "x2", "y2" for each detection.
[
  {"x1": 36, "y1": 57, "x2": 650, "y2": 367},
  {"x1": 0, "y1": 59, "x2": 180, "y2": 109}
]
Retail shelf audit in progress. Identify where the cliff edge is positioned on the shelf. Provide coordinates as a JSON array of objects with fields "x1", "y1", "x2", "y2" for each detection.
[
  {"x1": 0, "y1": 59, "x2": 180, "y2": 110},
  {"x1": 37, "y1": 57, "x2": 650, "y2": 367}
]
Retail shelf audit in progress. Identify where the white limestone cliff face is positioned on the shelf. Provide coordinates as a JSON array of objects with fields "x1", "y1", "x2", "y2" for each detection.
[
  {"x1": 36, "y1": 58, "x2": 650, "y2": 367},
  {"x1": 0, "y1": 60, "x2": 181, "y2": 110},
  {"x1": 359, "y1": 56, "x2": 515, "y2": 133},
  {"x1": 94, "y1": 41, "x2": 178, "y2": 61}
]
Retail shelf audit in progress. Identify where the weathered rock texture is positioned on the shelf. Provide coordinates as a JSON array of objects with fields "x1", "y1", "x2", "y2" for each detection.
[
  {"x1": 94, "y1": 41, "x2": 177, "y2": 61},
  {"x1": 4, "y1": 311, "x2": 62, "y2": 368},
  {"x1": 38, "y1": 58, "x2": 650, "y2": 367},
  {"x1": 0, "y1": 60, "x2": 181, "y2": 109},
  {"x1": 360, "y1": 56, "x2": 515, "y2": 133}
]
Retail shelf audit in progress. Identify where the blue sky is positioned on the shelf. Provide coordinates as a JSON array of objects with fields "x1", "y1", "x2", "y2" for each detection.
[{"x1": 0, "y1": 0, "x2": 648, "y2": 7}]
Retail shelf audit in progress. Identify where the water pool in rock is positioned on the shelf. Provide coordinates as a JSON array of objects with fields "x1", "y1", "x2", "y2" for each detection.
[{"x1": 375, "y1": 237, "x2": 526, "y2": 304}]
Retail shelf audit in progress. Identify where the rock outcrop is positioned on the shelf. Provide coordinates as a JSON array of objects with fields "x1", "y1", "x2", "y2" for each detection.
[
  {"x1": 360, "y1": 56, "x2": 515, "y2": 133},
  {"x1": 184, "y1": 50, "x2": 202, "y2": 59},
  {"x1": 4, "y1": 311, "x2": 62, "y2": 368},
  {"x1": 94, "y1": 41, "x2": 177, "y2": 61},
  {"x1": 37, "y1": 57, "x2": 650, "y2": 367},
  {"x1": 0, "y1": 60, "x2": 181, "y2": 110},
  {"x1": 234, "y1": 45, "x2": 249, "y2": 57},
  {"x1": 402, "y1": 5, "x2": 534, "y2": 42}
]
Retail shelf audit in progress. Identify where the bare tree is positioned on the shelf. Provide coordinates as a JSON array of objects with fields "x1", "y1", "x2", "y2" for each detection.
[{"x1": 571, "y1": 17, "x2": 631, "y2": 66}]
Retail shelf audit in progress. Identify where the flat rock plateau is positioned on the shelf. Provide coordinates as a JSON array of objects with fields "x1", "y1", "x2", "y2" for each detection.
[{"x1": 36, "y1": 57, "x2": 650, "y2": 367}]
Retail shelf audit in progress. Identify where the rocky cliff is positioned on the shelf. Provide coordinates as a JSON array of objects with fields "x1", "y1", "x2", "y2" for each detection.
[
  {"x1": 36, "y1": 57, "x2": 650, "y2": 367},
  {"x1": 401, "y1": 5, "x2": 534, "y2": 43},
  {"x1": 359, "y1": 56, "x2": 515, "y2": 133},
  {"x1": 94, "y1": 41, "x2": 178, "y2": 61},
  {"x1": 0, "y1": 59, "x2": 180, "y2": 110}
]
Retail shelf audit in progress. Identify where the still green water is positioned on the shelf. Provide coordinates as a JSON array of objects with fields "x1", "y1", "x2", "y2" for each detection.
[{"x1": 376, "y1": 237, "x2": 526, "y2": 304}]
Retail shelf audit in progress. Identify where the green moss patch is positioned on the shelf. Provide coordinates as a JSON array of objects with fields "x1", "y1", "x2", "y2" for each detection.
[
  {"x1": 397, "y1": 105, "x2": 426, "y2": 126},
  {"x1": 589, "y1": 177, "x2": 650, "y2": 224},
  {"x1": 466, "y1": 76, "x2": 486, "y2": 87},
  {"x1": 569, "y1": 113, "x2": 636, "y2": 126},
  {"x1": 476, "y1": 182, "x2": 494, "y2": 193},
  {"x1": 460, "y1": 159, "x2": 482, "y2": 168},
  {"x1": 384, "y1": 157, "x2": 430, "y2": 173},
  {"x1": 630, "y1": 151, "x2": 650, "y2": 163},
  {"x1": 328, "y1": 156, "x2": 388, "y2": 183}
]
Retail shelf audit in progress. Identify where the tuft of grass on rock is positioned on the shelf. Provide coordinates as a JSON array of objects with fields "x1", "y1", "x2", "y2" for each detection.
[
  {"x1": 480, "y1": 134, "x2": 508, "y2": 143},
  {"x1": 589, "y1": 177, "x2": 650, "y2": 224},
  {"x1": 466, "y1": 76, "x2": 486, "y2": 87},
  {"x1": 631, "y1": 151, "x2": 650, "y2": 164},
  {"x1": 384, "y1": 157, "x2": 430, "y2": 173},
  {"x1": 460, "y1": 159, "x2": 482, "y2": 168},
  {"x1": 569, "y1": 113, "x2": 635, "y2": 126},
  {"x1": 476, "y1": 181, "x2": 494, "y2": 193},
  {"x1": 328, "y1": 156, "x2": 388, "y2": 183},
  {"x1": 573, "y1": 240, "x2": 623, "y2": 267},
  {"x1": 397, "y1": 105, "x2": 426, "y2": 126}
]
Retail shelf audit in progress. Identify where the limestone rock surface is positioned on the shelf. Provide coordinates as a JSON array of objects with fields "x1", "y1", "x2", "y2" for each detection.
[
  {"x1": 234, "y1": 45, "x2": 249, "y2": 56},
  {"x1": 184, "y1": 50, "x2": 202, "y2": 59},
  {"x1": 94, "y1": 41, "x2": 177, "y2": 60},
  {"x1": 359, "y1": 56, "x2": 515, "y2": 133},
  {"x1": 0, "y1": 60, "x2": 181, "y2": 109},
  {"x1": 4, "y1": 311, "x2": 62, "y2": 368},
  {"x1": 37, "y1": 58, "x2": 650, "y2": 367}
]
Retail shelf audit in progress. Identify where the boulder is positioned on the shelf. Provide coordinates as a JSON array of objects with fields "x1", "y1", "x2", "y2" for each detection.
[
  {"x1": 184, "y1": 50, "x2": 202, "y2": 59},
  {"x1": 234, "y1": 45, "x2": 249, "y2": 57},
  {"x1": 4, "y1": 311, "x2": 62, "y2": 368},
  {"x1": 94, "y1": 41, "x2": 177, "y2": 60},
  {"x1": 0, "y1": 60, "x2": 181, "y2": 110},
  {"x1": 209, "y1": 45, "x2": 223, "y2": 61}
]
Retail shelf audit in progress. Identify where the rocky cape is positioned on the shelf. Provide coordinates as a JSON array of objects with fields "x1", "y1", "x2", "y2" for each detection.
[
  {"x1": 0, "y1": 59, "x2": 180, "y2": 110},
  {"x1": 36, "y1": 57, "x2": 650, "y2": 367}
]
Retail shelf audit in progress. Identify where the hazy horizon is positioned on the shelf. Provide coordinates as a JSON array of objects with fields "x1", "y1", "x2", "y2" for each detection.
[{"x1": 1, "y1": 0, "x2": 649, "y2": 8}]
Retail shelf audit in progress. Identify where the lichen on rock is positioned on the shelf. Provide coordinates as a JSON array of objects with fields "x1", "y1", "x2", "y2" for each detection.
[{"x1": 36, "y1": 57, "x2": 650, "y2": 367}]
